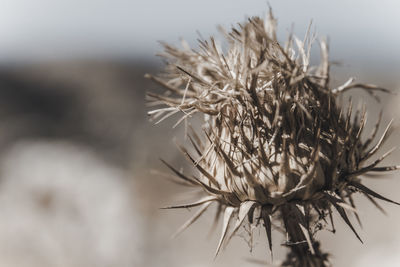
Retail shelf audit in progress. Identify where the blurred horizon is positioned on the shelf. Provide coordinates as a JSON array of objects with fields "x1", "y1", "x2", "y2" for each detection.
[{"x1": 0, "y1": 1, "x2": 396, "y2": 67}]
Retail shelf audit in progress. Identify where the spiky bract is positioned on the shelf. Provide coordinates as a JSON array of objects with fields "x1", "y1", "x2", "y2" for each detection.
[{"x1": 147, "y1": 10, "x2": 399, "y2": 267}]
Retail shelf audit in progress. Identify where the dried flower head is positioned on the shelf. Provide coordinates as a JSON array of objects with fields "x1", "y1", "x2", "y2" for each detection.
[{"x1": 147, "y1": 9, "x2": 399, "y2": 267}]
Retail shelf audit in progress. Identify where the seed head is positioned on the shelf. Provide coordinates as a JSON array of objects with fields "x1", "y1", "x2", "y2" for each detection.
[{"x1": 147, "y1": 9, "x2": 399, "y2": 265}]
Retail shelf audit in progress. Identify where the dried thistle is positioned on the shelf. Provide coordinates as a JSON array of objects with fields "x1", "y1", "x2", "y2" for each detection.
[{"x1": 147, "y1": 9, "x2": 399, "y2": 267}]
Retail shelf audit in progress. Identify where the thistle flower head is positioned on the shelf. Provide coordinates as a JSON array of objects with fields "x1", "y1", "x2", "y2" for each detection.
[{"x1": 147, "y1": 10, "x2": 399, "y2": 266}]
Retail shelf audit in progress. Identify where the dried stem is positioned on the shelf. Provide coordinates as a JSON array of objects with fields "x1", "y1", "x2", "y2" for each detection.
[{"x1": 281, "y1": 204, "x2": 329, "y2": 267}]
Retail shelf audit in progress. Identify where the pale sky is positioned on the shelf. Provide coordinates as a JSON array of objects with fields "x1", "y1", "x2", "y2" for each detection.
[{"x1": 0, "y1": 0, "x2": 398, "y2": 64}]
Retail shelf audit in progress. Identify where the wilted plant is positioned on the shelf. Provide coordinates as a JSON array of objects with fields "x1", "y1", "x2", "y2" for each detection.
[{"x1": 146, "y1": 9, "x2": 399, "y2": 267}]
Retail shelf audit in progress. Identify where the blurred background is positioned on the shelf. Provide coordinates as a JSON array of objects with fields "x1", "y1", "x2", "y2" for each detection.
[{"x1": 0, "y1": 0, "x2": 399, "y2": 266}]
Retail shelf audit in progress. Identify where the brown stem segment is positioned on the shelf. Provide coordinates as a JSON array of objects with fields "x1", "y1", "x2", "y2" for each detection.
[{"x1": 280, "y1": 204, "x2": 329, "y2": 267}]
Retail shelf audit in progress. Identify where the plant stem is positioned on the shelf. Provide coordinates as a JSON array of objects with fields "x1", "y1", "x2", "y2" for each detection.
[{"x1": 280, "y1": 204, "x2": 329, "y2": 267}]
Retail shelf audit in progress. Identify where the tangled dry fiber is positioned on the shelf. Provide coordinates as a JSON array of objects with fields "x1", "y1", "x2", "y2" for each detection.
[{"x1": 147, "y1": 10, "x2": 399, "y2": 267}]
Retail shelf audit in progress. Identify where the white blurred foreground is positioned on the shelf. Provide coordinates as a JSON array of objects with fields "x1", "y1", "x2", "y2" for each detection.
[{"x1": 0, "y1": 140, "x2": 143, "y2": 267}]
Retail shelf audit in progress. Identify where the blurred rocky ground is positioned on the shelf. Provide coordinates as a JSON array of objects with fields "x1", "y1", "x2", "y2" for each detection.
[
  {"x1": 0, "y1": 61, "x2": 154, "y2": 166},
  {"x1": 0, "y1": 60, "x2": 397, "y2": 267}
]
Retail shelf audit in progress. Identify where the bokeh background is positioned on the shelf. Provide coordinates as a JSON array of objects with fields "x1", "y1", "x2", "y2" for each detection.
[{"x1": 0, "y1": 0, "x2": 399, "y2": 266}]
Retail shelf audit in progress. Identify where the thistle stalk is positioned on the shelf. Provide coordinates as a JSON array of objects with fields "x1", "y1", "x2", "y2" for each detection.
[
  {"x1": 147, "y1": 9, "x2": 399, "y2": 266},
  {"x1": 281, "y1": 204, "x2": 328, "y2": 267}
]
